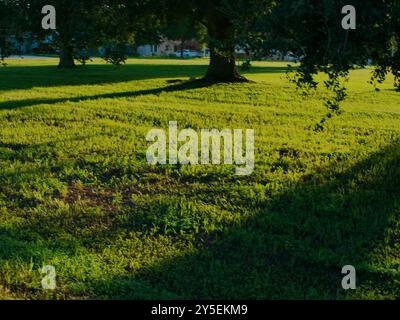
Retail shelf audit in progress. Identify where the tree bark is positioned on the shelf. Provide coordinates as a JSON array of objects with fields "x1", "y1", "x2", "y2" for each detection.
[
  {"x1": 204, "y1": 12, "x2": 247, "y2": 83},
  {"x1": 205, "y1": 45, "x2": 245, "y2": 82},
  {"x1": 58, "y1": 44, "x2": 75, "y2": 69}
]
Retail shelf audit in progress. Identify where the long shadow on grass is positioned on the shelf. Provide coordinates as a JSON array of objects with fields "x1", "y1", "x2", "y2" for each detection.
[
  {"x1": 0, "y1": 64, "x2": 205, "y2": 91},
  {"x1": 0, "y1": 80, "x2": 216, "y2": 110},
  {"x1": 0, "y1": 64, "x2": 288, "y2": 92},
  {"x1": 89, "y1": 142, "x2": 400, "y2": 299}
]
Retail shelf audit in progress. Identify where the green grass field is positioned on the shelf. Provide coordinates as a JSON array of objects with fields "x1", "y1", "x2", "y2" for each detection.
[{"x1": 0, "y1": 58, "x2": 400, "y2": 300}]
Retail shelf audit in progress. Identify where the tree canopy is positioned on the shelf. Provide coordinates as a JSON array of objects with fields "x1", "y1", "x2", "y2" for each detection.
[
  {"x1": 153, "y1": 0, "x2": 275, "y2": 82},
  {"x1": 254, "y1": 0, "x2": 400, "y2": 128}
]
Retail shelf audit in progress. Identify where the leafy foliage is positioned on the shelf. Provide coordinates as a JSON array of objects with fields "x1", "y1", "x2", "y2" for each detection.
[
  {"x1": 103, "y1": 42, "x2": 128, "y2": 67},
  {"x1": 254, "y1": 0, "x2": 400, "y2": 128}
]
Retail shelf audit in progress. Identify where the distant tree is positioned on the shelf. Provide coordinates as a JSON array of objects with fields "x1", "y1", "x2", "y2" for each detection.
[
  {"x1": 21, "y1": 0, "x2": 108, "y2": 68},
  {"x1": 13, "y1": 0, "x2": 164, "y2": 69},
  {"x1": 0, "y1": 0, "x2": 23, "y2": 65}
]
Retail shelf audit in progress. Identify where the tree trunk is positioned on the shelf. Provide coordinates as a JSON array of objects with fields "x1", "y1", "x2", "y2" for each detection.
[
  {"x1": 58, "y1": 44, "x2": 75, "y2": 68},
  {"x1": 204, "y1": 13, "x2": 247, "y2": 83},
  {"x1": 205, "y1": 46, "x2": 246, "y2": 82}
]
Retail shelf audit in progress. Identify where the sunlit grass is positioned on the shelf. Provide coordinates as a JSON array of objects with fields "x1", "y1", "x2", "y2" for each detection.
[{"x1": 0, "y1": 58, "x2": 399, "y2": 299}]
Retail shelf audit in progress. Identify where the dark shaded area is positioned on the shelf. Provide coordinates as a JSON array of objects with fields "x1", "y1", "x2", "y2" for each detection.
[
  {"x1": 91, "y1": 142, "x2": 400, "y2": 299},
  {"x1": 1, "y1": 138, "x2": 399, "y2": 299},
  {"x1": 94, "y1": 141, "x2": 400, "y2": 299},
  {"x1": 0, "y1": 63, "x2": 289, "y2": 111},
  {"x1": 0, "y1": 63, "x2": 288, "y2": 92},
  {"x1": 0, "y1": 64, "x2": 206, "y2": 91}
]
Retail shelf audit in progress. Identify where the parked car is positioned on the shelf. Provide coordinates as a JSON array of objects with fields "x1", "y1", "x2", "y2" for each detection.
[{"x1": 175, "y1": 50, "x2": 202, "y2": 58}]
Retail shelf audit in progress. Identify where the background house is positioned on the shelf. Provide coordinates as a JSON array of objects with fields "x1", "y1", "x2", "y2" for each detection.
[
  {"x1": 137, "y1": 39, "x2": 179, "y2": 56},
  {"x1": 137, "y1": 38, "x2": 203, "y2": 57}
]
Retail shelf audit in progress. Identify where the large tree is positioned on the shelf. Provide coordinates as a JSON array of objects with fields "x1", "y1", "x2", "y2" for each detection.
[
  {"x1": 137, "y1": 0, "x2": 275, "y2": 82},
  {"x1": 186, "y1": 0, "x2": 275, "y2": 82},
  {"x1": 22, "y1": 0, "x2": 108, "y2": 68},
  {"x1": 157, "y1": 0, "x2": 399, "y2": 90}
]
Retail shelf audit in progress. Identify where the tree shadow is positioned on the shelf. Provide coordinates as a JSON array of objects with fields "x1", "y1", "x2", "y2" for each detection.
[
  {"x1": 0, "y1": 63, "x2": 288, "y2": 92},
  {"x1": 1, "y1": 137, "x2": 399, "y2": 299},
  {"x1": 0, "y1": 64, "x2": 206, "y2": 91},
  {"x1": 88, "y1": 141, "x2": 400, "y2": 299},
  {"x1": 0, "y1": 80, "x2": 214, "y2": 110}
]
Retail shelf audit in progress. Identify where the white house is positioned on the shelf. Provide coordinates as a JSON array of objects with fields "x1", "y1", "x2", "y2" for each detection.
[
  {"x1": 137, "y1": 38, "x2": 204, "y2": 57},
  {"x1": 137, "y1": 39, "x2": 180, "y2": 57}
]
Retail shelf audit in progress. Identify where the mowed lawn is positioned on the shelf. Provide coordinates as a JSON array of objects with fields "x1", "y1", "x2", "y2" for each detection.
[{"x1": 0, "y1": 58, "x2": 400, "y2": 300}]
